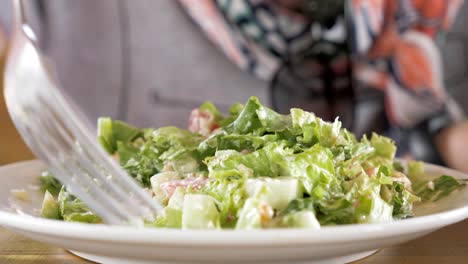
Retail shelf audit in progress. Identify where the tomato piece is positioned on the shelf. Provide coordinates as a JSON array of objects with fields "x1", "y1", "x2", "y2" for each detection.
[
  {"x1": 159, "y1": 177, "x2": 209, "y2": 199},
  {"x1": 188, "y1": 109, "x2": 218, "y2": 137}
]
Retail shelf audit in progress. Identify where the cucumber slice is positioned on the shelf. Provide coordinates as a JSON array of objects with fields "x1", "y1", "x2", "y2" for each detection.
[
  {"x1": 162, "y1": 207, "x2": 183, "y2": 228},
  {"x1": 150, "y1": 172, "x2": 180, "y2": 202},
  {"x1": 245, "y1": 177, "x2": 301, "y2": 210},
  {"x1": 167, "y1": 187, "x2": 185, "y2": 210},
  {"x1": 235, "y1": 198, "x2": 262, "y2": 229},
  {"x1": 182, "y1": 194, "x2": 220, "y2": 229},
  {"x1": 283, "y1": 211, "x2": 320, "y2": 229}
]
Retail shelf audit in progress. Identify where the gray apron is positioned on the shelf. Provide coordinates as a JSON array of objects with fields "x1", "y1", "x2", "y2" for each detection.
[{"x1": 0, "y1": 0, "x2": 267, "y2": 128}]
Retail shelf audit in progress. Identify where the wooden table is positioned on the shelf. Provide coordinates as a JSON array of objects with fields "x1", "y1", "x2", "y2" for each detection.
[{"x1": 1, "y1": 219, "x2": 467, "y2": 264}]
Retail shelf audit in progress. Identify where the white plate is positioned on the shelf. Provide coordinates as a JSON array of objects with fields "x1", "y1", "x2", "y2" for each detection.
[{"x1": 0, "y1": 160, "x2": 467, "y2": 264}]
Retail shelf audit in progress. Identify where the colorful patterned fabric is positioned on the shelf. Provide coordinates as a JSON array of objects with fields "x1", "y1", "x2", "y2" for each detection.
[
  {"x1": 179, "y1": 0, "x2": 464, "y2": 161},
  {"x1": 351, "y1": 0, "x2": 464, "y2": 127}
]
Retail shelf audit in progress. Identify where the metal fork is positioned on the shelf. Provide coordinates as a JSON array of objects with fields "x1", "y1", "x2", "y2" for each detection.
[{"x1": 3, "y1": 0, "x2": 162, "y2": 225}]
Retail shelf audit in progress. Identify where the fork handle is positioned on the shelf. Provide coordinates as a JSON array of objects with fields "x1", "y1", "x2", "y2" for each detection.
[{"x1": 11, "y1": 0, "x2": 26, "y2": 31}]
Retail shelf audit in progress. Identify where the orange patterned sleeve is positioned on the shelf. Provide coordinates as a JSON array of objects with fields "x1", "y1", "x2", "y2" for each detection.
[{"x1": 352, "y1": 0, "x2": 463, "y2": 128}]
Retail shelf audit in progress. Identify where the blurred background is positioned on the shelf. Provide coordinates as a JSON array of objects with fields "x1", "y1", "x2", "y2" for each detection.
[{"x1": 1, "y1": 0, "x2": 468, "y2": 166}]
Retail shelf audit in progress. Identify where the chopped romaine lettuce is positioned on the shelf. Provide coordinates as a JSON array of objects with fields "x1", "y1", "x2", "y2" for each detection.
[
  {"x1": 282, "y1": 198, "x2": 315, "y2": 216},
  {"x1": 97, "y1": 117, "x2": 115, "y2": 154},
  {"x1": 408, "y1": 161, "x2": 426, "y2": 183},
  {"x1": 39, "y1": 171, "x2": 62, "y2": 197},
  {"x1": 57, "y1": 187, "x2": 102, "y2": 223},
  {"x1": 200, "y1": 176, "x2": 247, "y2": 227},
  {"x1": 370, "y1": 133, "x2": 396, "y2": 160},
  {"x1": 225, "y1": 97, "x2": 263, "y2": 134},
  {"x1": 98, "y1": 117, "x2": 142, "y2": 154},
  {"x1": 41, "y1": 190, "x2": 61, "y2": 220},
  {"x1": 407, "y1": 161, "x2": 463, "y2": 202},
  {"x1": 278, "y1": 144, "x2": 337, "y2": 197},
  {"x1": 417, "y1": 175, "x2": 463, "y2": 202},
  {"x1": 391, "y1": 182, "x2": 420, "y2": 219},
  {"x1": 39, "y1": 96, "x2": 464, "y2": 229}
]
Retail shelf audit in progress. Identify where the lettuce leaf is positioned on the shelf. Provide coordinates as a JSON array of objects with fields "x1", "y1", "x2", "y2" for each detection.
[
  {"x1": 39, "y1": 171, "x2": 62, "y2": 197},
  {"x1": 97, "y1": 117, "x2": 143, "y2": 154},
  {"x1": 277, "y1": 144, "x2": 337, "y2": 197},
  {"x1": 57, "y1": 187, "x2": 102, "y2": 223},
  {"x1": 225, "y1": 97, "x2": 263, "y2": 134},
  {"x1": 41, "y1": 190, "x2": 61, "y2": 220},
  {"x1": 200, "y1": 177, "x2": 247, "y2": 227},
  {"x1": 391, "y1": 182, "x2": 420, "y2": 219},
  {"x1": 417, "y1": 175, "x2": 463, "y2": 202},
  {"x1": 205, "y1": 146, "x2": 281, "y2": 179},
  {"x1": 370, "y1": 133, "x2": 396, "y2": 160}
]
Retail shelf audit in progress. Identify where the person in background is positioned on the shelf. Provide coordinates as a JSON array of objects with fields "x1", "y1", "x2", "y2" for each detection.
[{"x1": 0, "y1": 0, "x2": 467, "y2": 173}]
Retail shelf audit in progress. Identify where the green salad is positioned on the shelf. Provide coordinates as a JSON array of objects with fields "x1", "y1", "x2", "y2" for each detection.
[{"x1": 40, "y1": 97, "x2": 464, "y2": 229}]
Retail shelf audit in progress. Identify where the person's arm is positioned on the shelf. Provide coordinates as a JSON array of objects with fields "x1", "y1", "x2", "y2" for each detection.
[{"x1": 435, "y1": 121, "x2": 468, "y2": 173}]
